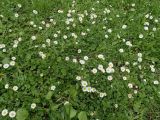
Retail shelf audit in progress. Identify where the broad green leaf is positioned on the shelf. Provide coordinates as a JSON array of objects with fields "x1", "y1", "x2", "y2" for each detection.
[
  {"x1": 2, "y1": 57, "x2": 10, "y2": 64},
  {"x1": 70, "y1": 108, "x2": 77, "y2": 119},
  {"x1": 16, "y1": 108, "x2": 29, "y2": 120},
  {"x1": 78, "y1": 111, "x2": 87, "y2": 120},
  {"x1": 64, "y1": 103, "x2": 77, "y2": 119},
  {"x1": 69, "y1": 86, "x2": 77, "y2": 100},
  {"x1": 133, "y1": 101, "x2": 141, "y2": 112},
  {"x1": 45, "y1": 91, "x2": 53, "y2": 100},
  {"x1": 51, "y1": 103, "x2": 60, "y2": 111}
]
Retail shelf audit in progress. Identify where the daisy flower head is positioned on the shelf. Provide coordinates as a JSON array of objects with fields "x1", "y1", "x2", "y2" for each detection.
[
  {"x1": 97, "y1": 54, "x2": 105, "y2": 60},
  {"x1": 1, "y1": 109, "x2": 8, "y2": 116},
  {"x1": 33, "y1": 10, "x2": 38, "y2": 14},
  {"x1": 50, "y1": 85, "x2": 56, "y2": 91},
  {"x1": 128, "y1": 94, "x2": 132, "y2": 99},
  {"x1": 91, "y1": 88, "x2": 96, "y2": 92},
  {"x1": 13, "y1": 86, "x2": 18, "y2": 91},
  {"x1": 82, "y1": 87, "x2": 87, "y2": 92},
  {"x1": 31, "y1": 103, "x2": 36, "y2": 109},
  {"x1": 107, "y1": 75, "x2": 113, "y2": 81},
  {"x1": 10, "y1": 61, "x2": 16, "y2": 66},
  {"x1": 139, "y1": 34, "x2": 144, "y2": 39},
  {"x1": 3, "y1": 64, "x2": 9, "y2": 69},
  {"x1": 99, "y1": 92, "x2": 107, "y2": 98},
  {"x1": 81, "y1": 81, "x2": 88, "y2": 87},
  {"x1": 106, "y1": 67, "x2": 112, "y2": 73},
  {"x1": 79, "y1": 60, "x2": 85, "y2": 65},
  {"x1": 14, "y1": 13, "x2": 19, "y2": 17},
  {"x1": 31, "y1": 36, "x2": 36, "y2": 40},
  {"x1": 17, "y1": 4, "x2": 22, "y2": 8},
  {"x1": 128, "y1": 83, "x2": 133, "y2": 88},
  {"x1": 84, "y1": 56, "x2": 89, "y2": 61},
  {"x1": 9, "y1": 111, "x2": 16, "y2": 118},
  {"x1": 91, "y1": 68, "x2": 97, "y2": 74},
  {"x1": 153, "y1": 80, "x2": 159, "y2": 85},
  {"x1": 65, "y1": 57, "x2": 70, "y2": 61},
  {"x1": 86, "y1": 87, "x2": 92, "y2": 92},
  {"x1": 76, "y1": 76, "x2": 81, "y2": 81},
  {"x1": 98, "y1": 64, "x2": 103, "y2": 70},
  {"x1": 122, "y1": 24, "x2": 127, "y2": 29},
  {"x1": 137, "y1": 53, "x2": 142, "y2": 57},
  {"x1": 5, "y1": 84, "x2": 9, "y2": 89}
]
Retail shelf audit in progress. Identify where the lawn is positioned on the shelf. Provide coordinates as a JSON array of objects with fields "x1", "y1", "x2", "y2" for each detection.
[{"x1": 0, "y1": 0, "x2": 160, "y2": 120}]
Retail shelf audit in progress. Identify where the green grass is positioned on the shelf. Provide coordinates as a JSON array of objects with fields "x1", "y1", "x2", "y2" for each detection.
[{"x1": 0, "y1": 0, "x2": 160, "y2": 120}]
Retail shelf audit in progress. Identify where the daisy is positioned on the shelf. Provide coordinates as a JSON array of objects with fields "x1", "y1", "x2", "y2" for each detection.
[
  {"x1": 126, "y1": 69, "x2": 130, "y2": 73},
  {"x1": 33, "y1": 10, "x2": 38, "y2": 14},
  {"x1": 81, "y1": 81, "x2": 88, "y2": 87},
  {"x1": 154, "y1": 19, "x2": 158, "y2": 23},
  {"x1": 138, "y1": 57, "x2": 142, "y2": 62},
  {"x1": 91, "y1": 88, "x2": 96, "y2": 92},
  {"x1": 139, "y1": 34, "x2": 143, "y2": 38},
  {"x1": 5, "y1": 84, "x2": 9, "y2": 89},
  {"x1": 63, "y1": 35, "x2": 68, "y2": 39},
  {"x1": 86, "y1": 87, "x2": 92, "y2": 92},
  {"x1": 97, "y1": 54, "x2": 104, "y2": 60},
  {"x1": 153, "y1": 80, "x2": 159, "y2": 85},
  {"x1": 10, "y1": 61, "x2": 16, "y2": 66},
  {"x1": 119, "y1": 48, "x2": 124, "y2": 53},
  {"x1": 65, "y1": 57, "x2": 70, "y2": 61},
  {"x1": 134, "y1": 90, "x2": 138, "y2": 94},
  {"x1": 78, "y1": 49, "x2": 81, "y2": 53},
  {"x1": 76, "y1": 76, "x2": 81, "y2": 81},
  {"x1": 107, "y1": 75, "x2": 113, "y2": 81},
  {"x1": 106, "y1": 67, "x2": 112, "y2": 73},
  {"x1": 98, "y1": 64, "x2": 103, "y2": 70},
  {"x1": 114, "y1": 104, "x2": 118, "y2": 108},
  {"x1": 144, "y1": 22, "x2": 149, "y2": 26},
  {"x1": 31, "y1": 36, "x2": 36, "y2": 40},
  {"x1": 31, "y1": 103, "x2": 36, "y2": 109},
  {"x1": 3, "y1": 64, "x2": 9, "y2": 69},
  {"x1": 84, "y1": 56, "x2": 89, "y2": 60},
  {"x1": 46, "y1": 23, "x2": 50, "y2": 28},
  {"x1": 145, "y1": 14, "x2": 149, "y2": 18},
  {"x1": 13, "y1": 86, "x2": 18, "y2": 91},
  {"x1": 14, "y1": 13, "x2": 19, "y2": 17},
  {"x1": 153, "y1": 27, "x2": 157, "y2": 31},
  {"x1": 128, "y1": 83, "x2": 133, "y2": 88},
  {"x1": 54, "y1": 34, "x2": 58, "y2": 38},
  {"x1": 126, "y1": 41, "x2": 132, "y2": 47},
  {"x1": 79, "y1": 60, "x2": 85, "y2": 65},
  {"x1": 46, "y1": 39, "x2": 50, "y2": 43},
  {"x1": 120, "y1": 66, "x2": 126, "y2": 72},
  {"x1": 122, "y1": 25, "x2": 127, "y2": 29},
  {"x1": 131, "y1": 3, "x2": 135, "y2": 7},
  {"x1": 17, "y1": 4, "x2": 22, "y2": 8},
  {"x1": 105, "y1": 34, "x2": 108, "y2": 38},
  {"x1": 107, "y1": 29, "x2": 112, "y2": 33},
  {"x1": 82, "y1": 87, "x2": 87, "y2": 92},
  {"x1": 144, "y1": 26, "x2": 148, "y2": 31},
  {"x1": 9, "y1": 111, "x2": 16, "y2": 118},
  {"x1": 53, "y1": 41, "x2": 58, "y2": 44},
  {"x1": 123, "y1": 76, "x2": 127, "y2": 80},
  {"x1": 91, "y1": 68, "x2": 97, "y2": 74},
  {"x1": 137, "y1": 53, "x2": 142, "y2": 57},
  {"x1": 1, "y1": 109, "x2": 8, "y2": 116},
  {"x1": 151, "y1": 67, "x2": 155, "y2": 72},
  {"x1": 99, "y1": 92, "x2": 107, "y2": 98},
  {"x1": 73, "y1": 59, "x2": 77, "y2": 63},
  {"x1": 50, "y1": 85, "x2": 56, "y2": 91},
  {"x1": 128, "y1": 94, "x2": 132, "y2": 98}
]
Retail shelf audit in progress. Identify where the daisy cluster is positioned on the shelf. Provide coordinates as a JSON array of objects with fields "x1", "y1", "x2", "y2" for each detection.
[{"x1": 0, "y1": 0, "x2": 160, "y2": 119}]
